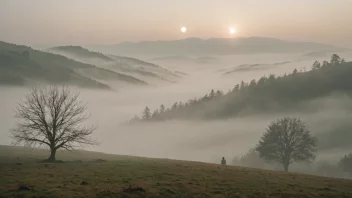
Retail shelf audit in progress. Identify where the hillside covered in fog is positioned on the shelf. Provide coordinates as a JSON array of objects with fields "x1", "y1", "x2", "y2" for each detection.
[
  {"x1": 135, "y1": 55, "x2": 351, "y2": 121},
  {"x1": 0, "y1": 41, "x2": 147, "y2": 88},
  {"x1": 48, "y1": 45, "x2": 182, "y2": 84}
]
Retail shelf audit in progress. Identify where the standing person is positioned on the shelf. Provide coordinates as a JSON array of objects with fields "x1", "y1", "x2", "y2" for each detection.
[{"x1": 221, "y1": 157, "x2": 226, "y2": 165}]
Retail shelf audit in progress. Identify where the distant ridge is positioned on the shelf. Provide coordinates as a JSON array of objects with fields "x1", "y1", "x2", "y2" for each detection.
[
  {"x1": 90, "y1": 37, "x2": 342, "y2": 56},
  {"x1": 0, "y1": 41, "x2": 146, "y2": 88},
  {"x1": 48, "y1": 45, "x2": 182, "y2": 84},
  {"x1": 48, "y1": 45, "x2": 114, "y2": 62}
]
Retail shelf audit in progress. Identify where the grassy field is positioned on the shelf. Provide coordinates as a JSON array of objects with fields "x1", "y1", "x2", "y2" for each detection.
[{"x1": 1, "y1": 145, "x2": 352, "y2": 198}]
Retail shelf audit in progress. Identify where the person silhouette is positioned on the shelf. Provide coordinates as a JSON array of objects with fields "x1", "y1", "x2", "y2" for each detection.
[{"x1": 221, "y1": 157, "x2": 226, "y2": 165}]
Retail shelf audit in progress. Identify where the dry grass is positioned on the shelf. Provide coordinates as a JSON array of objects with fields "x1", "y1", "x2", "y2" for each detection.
[{"x1": 1, "y1": 145, "x2": 352, "y2": 198}]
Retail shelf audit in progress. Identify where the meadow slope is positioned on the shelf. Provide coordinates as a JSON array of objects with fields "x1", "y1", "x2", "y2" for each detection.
[{"x1": 1, "y1": 146, "x2": 352, "y2": 198}]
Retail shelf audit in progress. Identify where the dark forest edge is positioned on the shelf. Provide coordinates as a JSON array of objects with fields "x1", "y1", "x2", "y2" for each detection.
[{"x1": 130, "y1": 54, "x2": 349, "y2": 123}]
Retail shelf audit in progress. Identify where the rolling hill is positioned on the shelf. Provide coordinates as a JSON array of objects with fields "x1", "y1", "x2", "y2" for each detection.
[
  {"x1": 1, "y1": 145, "x2": 352, "y2": 198},
  {"x1": 91, "y1": 37, "x2": 342, "y2": 57},
  {"x1": 0, "y1": 41, "x2": 146, "y2": 88},
  {"x1": 48, "y1": 45, "x2": 114, "y2": 63},
  {"x1": 48, "y1": 46, "x2": 182, "y2": 84}
]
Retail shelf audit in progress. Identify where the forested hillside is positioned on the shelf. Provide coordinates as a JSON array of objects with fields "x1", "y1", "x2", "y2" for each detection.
[
  {"x1": 48, "y1": 45, "x2": 181, "y2": 84},
  {"x1": 49, "y1": 45, "x2": 114, "y2": 62},
  {"x1": 0, "y1": 41, "x2": 146, "y2": 88},
  {"x1": 133, "y1": 54, "x2": 350, "y2": 122}
]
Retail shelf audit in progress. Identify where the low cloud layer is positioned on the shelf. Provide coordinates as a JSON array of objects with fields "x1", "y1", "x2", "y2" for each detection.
[{"x1": 1, "y1": 52, "x2": 352, "y2": 167}]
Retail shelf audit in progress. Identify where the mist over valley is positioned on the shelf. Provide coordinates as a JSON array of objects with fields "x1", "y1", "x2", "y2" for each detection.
[{"x1": 1, "y1": 38, "x2": 352, "y2": 175}]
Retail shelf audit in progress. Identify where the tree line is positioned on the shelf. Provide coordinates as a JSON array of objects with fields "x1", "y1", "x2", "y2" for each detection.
[{"x1": 131, "y1": 54, "x2": 349, "y2": 123}]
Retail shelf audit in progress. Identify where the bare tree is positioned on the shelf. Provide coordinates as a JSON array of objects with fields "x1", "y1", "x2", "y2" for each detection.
[
  {"x1": 255, "y1": 117, "x2": 317, "y2": 172},
  {"x1": 11, "y1": 86, "x2": 98, "y2": 162}
]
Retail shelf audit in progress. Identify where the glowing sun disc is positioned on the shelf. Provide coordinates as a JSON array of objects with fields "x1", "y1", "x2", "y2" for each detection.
[
  {"x1": 229, "y1": 27, "x2": 237, "y2": 35},
  {"x1": 181, "y1": 26, "x2": 187, "y2": 33}
]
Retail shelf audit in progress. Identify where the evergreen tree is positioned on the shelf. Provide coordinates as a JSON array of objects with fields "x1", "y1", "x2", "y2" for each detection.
[
  {"x1": 268, "y1": 74, "x2": 276, "y2": 81},
  {"x1": 159, "y1": 104, "x2": 165, "y2": 114},
  {"x1": 201, "y1": 94, "x2": 209, "y2": 102},
  {"x1": 142, "y1": 106, "x2": 151, "y2": 120},
  {"x1": 249, "y1": 79, "x2": 257, "y2": 87},
  {"x1": 171, "y1": 102, "x2": 178, "y2": 110},
  {"x1": 209, "y1": 89, "x2": 215, "y2": 99},
  {"x1": 322, "y1": 60, "x2": 330, "y2": 68},
  {"x1": 240, "y1": 81, "x2": 245, "y2": 89},
  {"x1": 233, "y1": 84, "x2": 240, "y2": 92},
  {"x1": 330, "y1": 54, "x2": 341, "y2": 66},
  {"x1": 151, "y1": 109, "x2": 159, "y2": 120},
  {"x1": 216, "y1": 90, "x2": 224, "y2": 97},
  {"x1": 257, "y1": 76, "x2": 267, "y2": 85},
  {"x1": 312, "y1": 61, "x2": 321, "y2": 70}
]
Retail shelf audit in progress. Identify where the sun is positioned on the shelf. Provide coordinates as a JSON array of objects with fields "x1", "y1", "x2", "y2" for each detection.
[
  {"x1": 229, "y1": 27, "x2": 237, "y2": 35},
  {"x1": 181, "y1": 26, "x2": 187, "y2": 33}
]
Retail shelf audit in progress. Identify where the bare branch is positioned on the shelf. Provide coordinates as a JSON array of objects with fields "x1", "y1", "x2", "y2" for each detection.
[{"x1": 10, "y1": 86, "x2": 99, "y2": 161}]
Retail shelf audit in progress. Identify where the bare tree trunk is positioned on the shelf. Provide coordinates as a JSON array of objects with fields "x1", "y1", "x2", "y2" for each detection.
[{"x1": 48, "y1": 148, "x2": 56, "y2": 162}]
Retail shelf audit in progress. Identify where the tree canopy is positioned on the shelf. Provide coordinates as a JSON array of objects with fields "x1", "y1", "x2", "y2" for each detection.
[{"x1": 255, "y1": 117, "x2": 317, "y2": 172}]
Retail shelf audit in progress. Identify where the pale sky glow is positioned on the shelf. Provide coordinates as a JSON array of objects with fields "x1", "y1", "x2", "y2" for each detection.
[{"x1": 0, "y1": 0, "x2": 351, "y2": 47}]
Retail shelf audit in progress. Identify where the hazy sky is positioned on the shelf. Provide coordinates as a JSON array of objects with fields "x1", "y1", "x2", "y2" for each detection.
[{"x1": 0, "y1": 0, "x2": 351, "y2": 47}]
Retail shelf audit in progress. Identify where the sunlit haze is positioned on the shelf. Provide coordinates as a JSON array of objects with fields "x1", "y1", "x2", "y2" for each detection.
[
  {"x1": 2, "y1": 1, "x2": 352, "y2": 195},
  {"x1": 1, "y1": 0, "x2": 352, "y2": 47}
]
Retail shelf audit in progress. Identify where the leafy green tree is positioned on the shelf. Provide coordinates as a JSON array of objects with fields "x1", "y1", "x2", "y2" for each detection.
[{"x1": 255, "y1": 117, "x2": 317, "y2": 172}]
